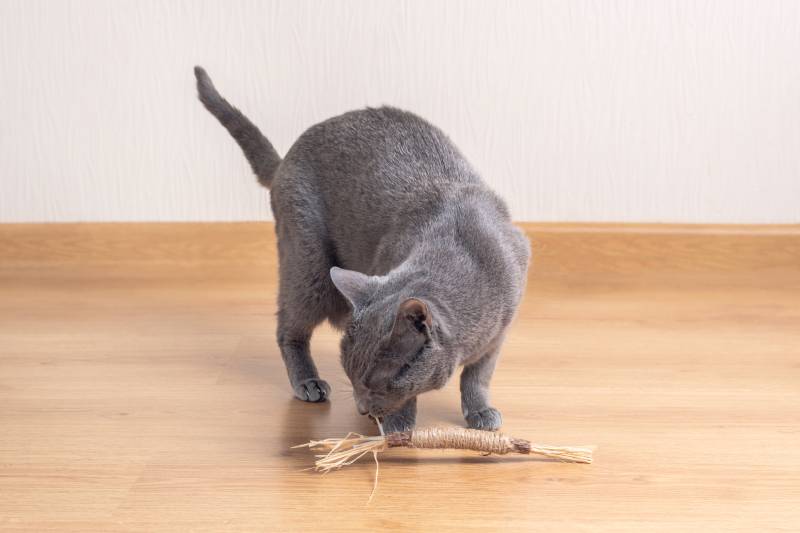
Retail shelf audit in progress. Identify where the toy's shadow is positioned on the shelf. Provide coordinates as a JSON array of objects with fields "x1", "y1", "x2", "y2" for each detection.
[{"x1": 378, "y1": 454, "x2": 562, "y2": 465}]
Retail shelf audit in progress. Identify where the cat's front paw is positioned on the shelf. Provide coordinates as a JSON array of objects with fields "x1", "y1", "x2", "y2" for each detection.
[
  {"x1": 465, "y1": 407, "x2": 502, "y2": 431},
  {"x1": 293, "y1": 378, "x2": 331, "y2": 402},
  {"x1": 381, "y1": 411, "x2": 416, "y2": 433}
]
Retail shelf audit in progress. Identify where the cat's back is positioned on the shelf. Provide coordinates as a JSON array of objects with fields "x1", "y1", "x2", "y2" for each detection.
[
  {"x1": 271, "y1": 106, "x2": 488, "y2": 272},
  {"x1": 280, "y1": 106, "x2": 478, "y2": 197}
]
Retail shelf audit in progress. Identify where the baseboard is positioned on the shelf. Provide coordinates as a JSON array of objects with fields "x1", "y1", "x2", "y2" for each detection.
[{"x1": 0, "y1": 222, "x2": 798, "y2": 277}]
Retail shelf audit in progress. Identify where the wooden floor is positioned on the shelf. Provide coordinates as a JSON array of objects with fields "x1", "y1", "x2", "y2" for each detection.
[{"x1": 1, "y1": 222, "x2": 799, "y2": 532}]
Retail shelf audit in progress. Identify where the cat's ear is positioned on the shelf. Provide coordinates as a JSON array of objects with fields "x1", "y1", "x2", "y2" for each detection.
[
  {"x1": 392, "y1": 298, "x2": 433, "y2": 340},
  {"x1": 330, "y1": 267, "x2": 372, "y2": 309}
]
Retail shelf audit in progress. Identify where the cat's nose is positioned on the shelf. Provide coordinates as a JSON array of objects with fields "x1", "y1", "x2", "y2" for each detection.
[{"x1": 356, "y1": 399, "x2": 369, "y2": 416}]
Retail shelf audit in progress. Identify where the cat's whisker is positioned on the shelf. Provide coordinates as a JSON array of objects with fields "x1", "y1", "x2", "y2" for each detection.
[{"x1": 335, "y1": 378, "x2": 353, "y2": 389}]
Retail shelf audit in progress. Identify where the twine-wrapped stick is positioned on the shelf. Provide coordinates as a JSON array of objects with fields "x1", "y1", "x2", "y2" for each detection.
[{"x1": 294, "y1": 426, "x2": 594, "y2": 473}]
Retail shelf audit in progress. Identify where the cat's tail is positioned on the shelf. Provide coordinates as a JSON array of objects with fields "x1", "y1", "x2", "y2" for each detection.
[{"x1": 194, "y1": 66, "x2": 280, "y2": 189}]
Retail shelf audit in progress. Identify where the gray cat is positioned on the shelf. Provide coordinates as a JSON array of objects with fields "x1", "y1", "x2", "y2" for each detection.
[{"x1": 194, "y1": 67, "x2": 530, "y2": 432}]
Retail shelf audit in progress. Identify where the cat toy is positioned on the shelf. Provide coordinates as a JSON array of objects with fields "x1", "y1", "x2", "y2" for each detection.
[{"x1": 295, "y1": 426, "x2": 594, "y2": 474}]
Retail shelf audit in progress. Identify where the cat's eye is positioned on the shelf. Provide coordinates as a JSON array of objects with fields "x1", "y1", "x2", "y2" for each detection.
[{"x1": 390, "y1": 363, "x2": 413, "y2": 386}]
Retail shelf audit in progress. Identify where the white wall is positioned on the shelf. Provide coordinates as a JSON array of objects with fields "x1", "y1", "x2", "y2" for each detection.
[{"x1": 1, "y1": 0, "x2": 799, "y2": 223}]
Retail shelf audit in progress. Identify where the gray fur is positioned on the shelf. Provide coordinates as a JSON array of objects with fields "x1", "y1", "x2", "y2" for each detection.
[{"x1": 195, "y1": 67, "x2": 531, "y2": 432}]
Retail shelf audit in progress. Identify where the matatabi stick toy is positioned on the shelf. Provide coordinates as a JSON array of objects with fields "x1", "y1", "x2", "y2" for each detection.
[{"x1": 295, "y1": 426, "x2": 594, "y2": 473}]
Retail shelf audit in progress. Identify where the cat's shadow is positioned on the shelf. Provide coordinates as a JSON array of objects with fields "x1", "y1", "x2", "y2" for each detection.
[{"x1": 276, "y1": 396, "x2": 378, "y2": 466}]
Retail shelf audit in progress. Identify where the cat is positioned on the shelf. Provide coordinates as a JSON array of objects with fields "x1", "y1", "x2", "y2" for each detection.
[{"x1": 194, "y1": 66, "x2": 530, "y2": 432}]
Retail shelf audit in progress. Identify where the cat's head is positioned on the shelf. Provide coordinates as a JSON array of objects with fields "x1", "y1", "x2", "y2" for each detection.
[{"x1": 330, "y1": 267, "x2": 453, "y2": 418}]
